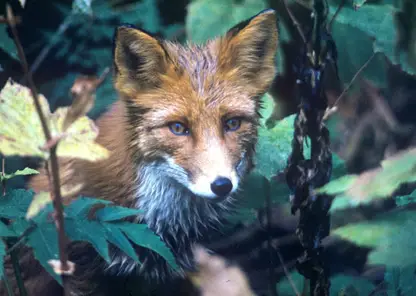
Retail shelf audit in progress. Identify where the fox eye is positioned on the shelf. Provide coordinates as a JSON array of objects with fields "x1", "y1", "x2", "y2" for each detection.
[
  {"x1": 168, "y1": 122, "x2": 190, "y2": 136},
  {"x1": 224, "y1": 118, "x2": 241, "y2": 132}
]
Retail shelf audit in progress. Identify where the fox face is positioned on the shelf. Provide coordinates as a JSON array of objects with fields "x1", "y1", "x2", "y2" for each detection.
[{"x1": 112, "y1": 9, "x2": 278, "y2": 203}]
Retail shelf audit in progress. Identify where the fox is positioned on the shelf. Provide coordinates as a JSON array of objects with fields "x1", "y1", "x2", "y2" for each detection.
[{"x1": 1, "y1": 8, "x2": 279, "y2": 296}]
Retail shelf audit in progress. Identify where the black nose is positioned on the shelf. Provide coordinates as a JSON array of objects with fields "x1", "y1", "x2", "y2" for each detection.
[{"x1": 210, "y1": 177, "x2": 233, "y2": 197}]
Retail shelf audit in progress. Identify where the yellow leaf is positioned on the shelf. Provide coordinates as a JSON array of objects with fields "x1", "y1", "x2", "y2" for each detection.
[{"x1": 0, "y1": 78, "x2": 109, "y2": 162}]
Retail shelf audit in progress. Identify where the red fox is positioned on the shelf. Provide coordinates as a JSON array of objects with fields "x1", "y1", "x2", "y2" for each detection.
[{"x1": 2, "y1": 8, "x2": 278, "y2": 296}]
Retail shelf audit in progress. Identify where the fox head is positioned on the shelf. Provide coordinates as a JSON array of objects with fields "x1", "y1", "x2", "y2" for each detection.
[{"x1": 112, "y1": 9, "x2": 278, "y2": 201}]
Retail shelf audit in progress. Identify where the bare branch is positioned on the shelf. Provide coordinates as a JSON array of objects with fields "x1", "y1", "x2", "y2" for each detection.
[
  {"x1": 6, "y1": 4, "x2": 72, "y2": 294},
  {"x1": 324, "y1": 52, "x2": 376, "y2": 120},
  {"x1": 282, "y1": 0, "x2": 307, "y2": 45}
]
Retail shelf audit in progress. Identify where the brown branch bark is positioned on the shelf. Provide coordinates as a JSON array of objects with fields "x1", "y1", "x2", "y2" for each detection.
[{"x1": 5, "y1": 4, "x2": 72, "y2": 295}]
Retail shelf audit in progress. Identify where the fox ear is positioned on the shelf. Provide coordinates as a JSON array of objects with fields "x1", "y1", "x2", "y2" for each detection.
[
  {"x1": 218, "y1": 9, "x2": 278, "y2": 92},
  {"x1": 113, "y1": 25, "x2": 170, "y2": 90}
]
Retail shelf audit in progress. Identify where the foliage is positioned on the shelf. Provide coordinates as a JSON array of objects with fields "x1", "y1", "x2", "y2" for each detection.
[
  {"x1": 226, "y1": 94, "x2": 348, "y2": 225},
  {"x1": 383, "y1": 265, "x2": 416, "y2": 296},
  {"x1": 186, "y1": 0, "x2": 268, "y2": 43},
  {"x1": 316, "y1": 147, "x2": 416, "y2": 212},
  {"x1": 328, "y1": 2, "x2": 416, "y2": 76},
  {"x1": 276, "y1": 270, "x2": 376, "y2": 295},
  {"x1": 0, "y1": 79, "x2": 109, "y2": 161},
  {"x1": 4, "y1": 190, "x2": 178, "y2": 284},
  {"x1": 332, "y1": 209, "x2": 416, "y2": 267},
  {"x1": 395, "y1": 189, "x2": 416, "y2": 207},
  {"x1": 0, "y1": 167, "x2": 39, "y2": 182}
]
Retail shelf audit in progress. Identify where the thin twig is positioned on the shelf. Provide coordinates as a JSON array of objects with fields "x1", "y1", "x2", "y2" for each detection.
[
  {"x1": 1, "y1": 272, "x2": 14, "y2": 296},
  {"x1": 282, "y1": 0, "x2": 307, "y2": 45},
  {"x1": 6, "y1": 225, "x2": 36, "y2": 255},
  {"x1": 264, "y1": 177, "x2": 279, "y2": 296},
  {"x1": 26, "y1": 14, "x2": 74, "y2": 78},
  {"x1": 276, "y1": 247, "x2": 301, "y2": 296},
  {"x1": 327, "y1": 0, "x2": 347, "y2": 32},
  {"x1": 324, "y1": 52, "x2": 376, "y2": 120},
  {"x1": 1, "y1": 157, "x2": 5, "y2": 196},
  {"x1": 6, "y1": 4, "x2": 72, "y2": 295},
  {"x1": 364, "y1": 80, "x2": 399, "y2": 130}
]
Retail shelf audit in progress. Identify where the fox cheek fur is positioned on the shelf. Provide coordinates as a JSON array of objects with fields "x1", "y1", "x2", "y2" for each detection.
[{"x1": 20, "y1": 8, "x2": 279, "y2": 295}]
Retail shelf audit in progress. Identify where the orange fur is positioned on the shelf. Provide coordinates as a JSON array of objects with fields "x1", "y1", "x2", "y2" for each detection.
[{"x1": 5, "y1": 9, "x2": 279, "y2": 296}]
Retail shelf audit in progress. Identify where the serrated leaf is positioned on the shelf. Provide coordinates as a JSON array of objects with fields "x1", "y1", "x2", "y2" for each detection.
[
  {"x1": 62, "y1": 198, "x2": 177, "y2": 270},
  {"x1": 332, "y1": 210, "x2": 416, "y2": 267},
  {"x1": 22, "y1": 209, "x2": 62, "y2": 284},
  {"x1": 0, "y1": 240, "x2": 5, "y2": 278},
  {"x1": 0, "y1": 79, "x2": 110, "y2": 161},
  {"x1": 95, "y1": 206, "x2": 143, "y2": 222},
  {"x1": 65, "y1": 218, "x2": 110, "y2": 263},
  {"x1": 26, "y1": 192, "x2": 52, "y2": 220},
  {"x1": 103, "y1": 224, "x2": 139, "y2": 262},
  {"x1": 118, "y1": 223, "x2": 179, "y2": 270},
  {"x1": 64, "y1": 196, "x2": 112, "y2": 218},
  {"x1": 0, "y1": 189, "x2": 34, "y2": 219},
  {"x1": 1, "y1": 167, "x2": 39, "y2": 181}
]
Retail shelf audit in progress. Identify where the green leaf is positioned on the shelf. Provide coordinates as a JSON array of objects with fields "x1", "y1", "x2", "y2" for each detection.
[
  {"x1": 1, "y1": 167, "x2": 39, "y2": 181},
  {"x1": 26, "y1": 192, "x2": 52, "y2": 220},
  {"x1": 0, "y1": 189, "x2": 34, "y2": 219},
  {"x1": 102, "y1": 224, "x2": 139, "y2": 262},
  {"x1": 65, "y1": 218, "x2": 110, "y2": 263},
  {"x1": 186, "y1": 0, "x2": 268, "y2": 44},
  {"x1": 315, "y1": 175, "x2": 357, "y2": 196},
  {"x1": 0, "y1": 79, "x2": 110, "y2": 161},
  {"x1": 0, "y1": 28, "x2": 18, "y2": 61},
  {"x1": 330, "y1": 275, "x2": 375, "y2": 296},
  {"x1": 329, "y1": 3, "x2": 416, "y2": 76},
  {"x1": 332, "y1": 210, "x2": 416, "y2": 267},
  {"x1": 64, "y1": 196, "x2": 112, "y2": 217},
  {"x1": 384, "y1": 265, "x2": 416, "y2": 296},
  {"x1": 255, "y1": 96, "x2": 296, "y2": 179},
  {"x1": 118, "y1": 223, "x2": 179, "y2": 270},
  {"x1": 316, "y1": 148, "x2": 416, "y2": 212},
  {"x1": 0, "y1": 221, "x2": 18, "y2": 237},
  {"x1": 395, "y1": 189, "x2": 416, "y2": 207},
  {"x1": 0, "y1": 240, "x2": 6, "y2": 278},
  {"x1": 63, "y1": 198, "x2": 177, "y2": 270},
  {"x1": 19, "y1": 209, "x2": 62, "y2": 284},
  {"x1": 95, "y1": 206, "x2": 143, "y2": 222}
]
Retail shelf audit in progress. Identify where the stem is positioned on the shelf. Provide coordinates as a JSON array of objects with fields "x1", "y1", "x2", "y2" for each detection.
[
  {"x1": 1, "y1": 158, "x2": 5, "y2": 196},
  {"x1": 6, "y1": 5, "x2": 71, "y2": 295},
  {"x1": 282, "y1": 0, "x2": 307, "y2": 45},
  {"x1": 264, "y1": 177, "x2": 279, "y2": 296},
  {"x1": 9, "y1": 249, "x2": 26, "y2": 296},
  {"x1": 324, "y1": 52, "x2": 376, "y2": 120},
  {"x1": 2, "y1": 273, "x2": 14, "y2": 296}
]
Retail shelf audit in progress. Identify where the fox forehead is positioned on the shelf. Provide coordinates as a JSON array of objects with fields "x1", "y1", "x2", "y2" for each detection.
[{"x1": 126, "y1": 43, "x2": 260, "y2": 124}]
